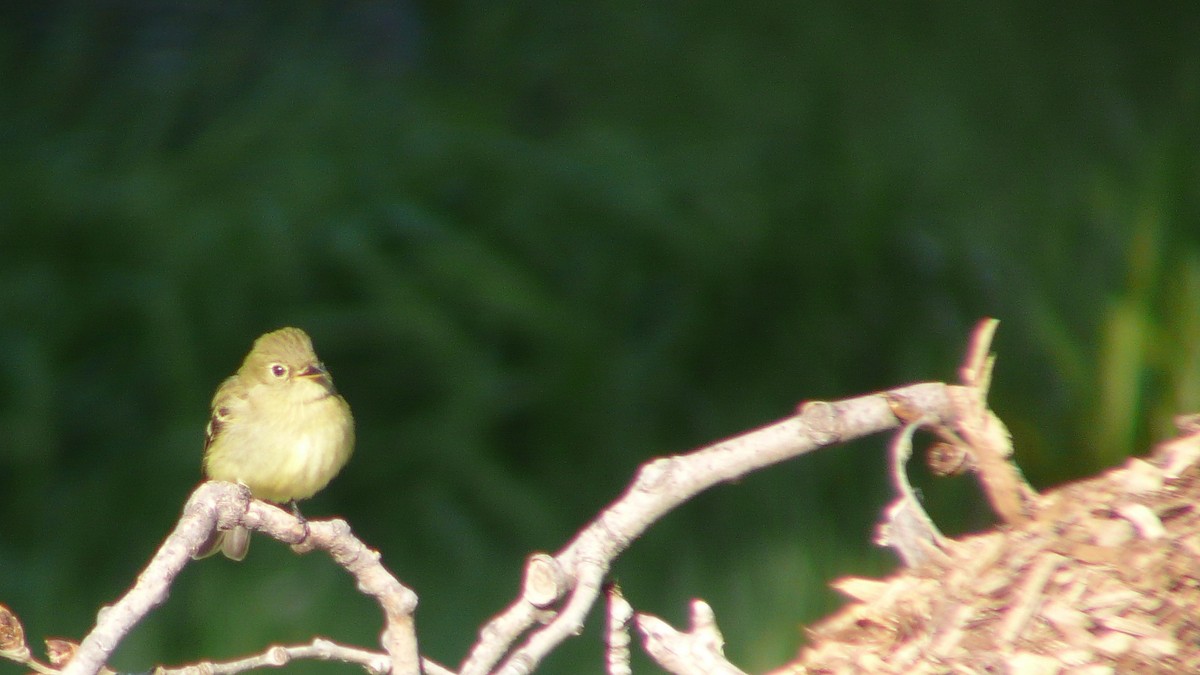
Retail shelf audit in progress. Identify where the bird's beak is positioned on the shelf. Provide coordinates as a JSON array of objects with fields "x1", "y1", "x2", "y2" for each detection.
[{"x1": 297, "y1": 363, "x2": 335, "y2": 390}]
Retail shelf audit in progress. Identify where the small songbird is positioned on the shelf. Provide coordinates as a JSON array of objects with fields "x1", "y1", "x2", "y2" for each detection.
[{"x1": 196, "y1": 327, "x2": 355, "y2": 560}]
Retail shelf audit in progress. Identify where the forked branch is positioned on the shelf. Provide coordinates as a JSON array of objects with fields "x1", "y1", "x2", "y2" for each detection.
[{"x1": 60, "y1": 483, "x2": 425, "y2": 675}]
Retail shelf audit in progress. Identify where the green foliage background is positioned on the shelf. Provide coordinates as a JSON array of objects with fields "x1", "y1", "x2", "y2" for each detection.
[{"x1": 1, "y1": 3, "x2": 1199, "y2": 673}]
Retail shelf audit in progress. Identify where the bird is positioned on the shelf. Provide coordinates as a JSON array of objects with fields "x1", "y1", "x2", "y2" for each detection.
[{"x1": 195, "y1": 327, "x2": 355, "y2": 560}]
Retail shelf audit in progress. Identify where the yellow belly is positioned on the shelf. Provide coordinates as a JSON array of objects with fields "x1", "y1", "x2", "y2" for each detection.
[{"x1": 204, "y1": 396, "x2": 354, "y2": 503}]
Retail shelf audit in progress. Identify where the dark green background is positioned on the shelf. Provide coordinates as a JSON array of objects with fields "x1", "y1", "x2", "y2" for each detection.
[{"x1": 2, "y1": 3, "x2": 1198, "y2": 673}]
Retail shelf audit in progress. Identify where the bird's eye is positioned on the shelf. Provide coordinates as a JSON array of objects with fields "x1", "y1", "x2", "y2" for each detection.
[{"x1": 270, "y1": 364, "x2": 288, "y2": 378}]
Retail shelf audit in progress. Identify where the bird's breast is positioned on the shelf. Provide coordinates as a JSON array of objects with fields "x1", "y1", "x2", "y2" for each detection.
[{"x1": 205, "y1": 391, "x2": 354, "y2": 503}]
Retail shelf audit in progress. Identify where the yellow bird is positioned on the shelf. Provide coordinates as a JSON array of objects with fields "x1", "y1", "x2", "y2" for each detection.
[{"x1": 196, "y1": 327, "x2": 355, "y2": 560}]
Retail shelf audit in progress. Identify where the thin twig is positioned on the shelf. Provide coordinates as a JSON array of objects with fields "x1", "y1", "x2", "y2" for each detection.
[
  {"x1": 949, "y1": 319, "x2": 1036, "y2": 524},
  {"x1": 605, "y1": 584, "x2": 633, "y2": 675},
  {"x1": 635, "y1": 600, "x2": 746, "y2": 675},
  {"x1": 876, "y1": 414, "x2": 949, "y2": 566},
  {"x1": 155, "y1": 639, "x2": 389, "y2": 675},
  {"x1": 152, "y1": 639, "x2": 454, "y2": 675}
]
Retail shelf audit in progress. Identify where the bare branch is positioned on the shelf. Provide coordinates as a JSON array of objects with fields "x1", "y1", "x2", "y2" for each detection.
[
  {"x1": 297, "y1": 515, "x2": 421, "y2": 675},
  {"x1": 635, "y1": 600, "x2": 746, "y2": 675},
  {"x1": 61, "y1": 482, "x2": 235, "y2": 675},
  {"x1": 605, "y1": 584, "x2": 633, "y2": 675},
  {"x1": 155, "y1": 639, "x2": 391, "y2": 675},
  {"x1": 152, "y1": 639, "x2": 454, "y2": 675},
  {"x1": 947, "y1": 317, "x2": 1036, "y2": 524},
  {"x1": 62, "y1": 482, "x2": 420, "y2": 675},
  {"x1": 461, "y1": 381, "x2": 966, "y2": 674}
]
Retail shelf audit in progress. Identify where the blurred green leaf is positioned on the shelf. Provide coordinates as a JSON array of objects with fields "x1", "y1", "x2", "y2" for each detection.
[{"x1": 0, "y1": 3, "x2": 1198, "y2": 673}]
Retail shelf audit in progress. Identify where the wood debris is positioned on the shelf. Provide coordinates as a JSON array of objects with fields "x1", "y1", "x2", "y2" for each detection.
[{"x1": 771, "y1": 426, "x2": 1200, "y2": 674}]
